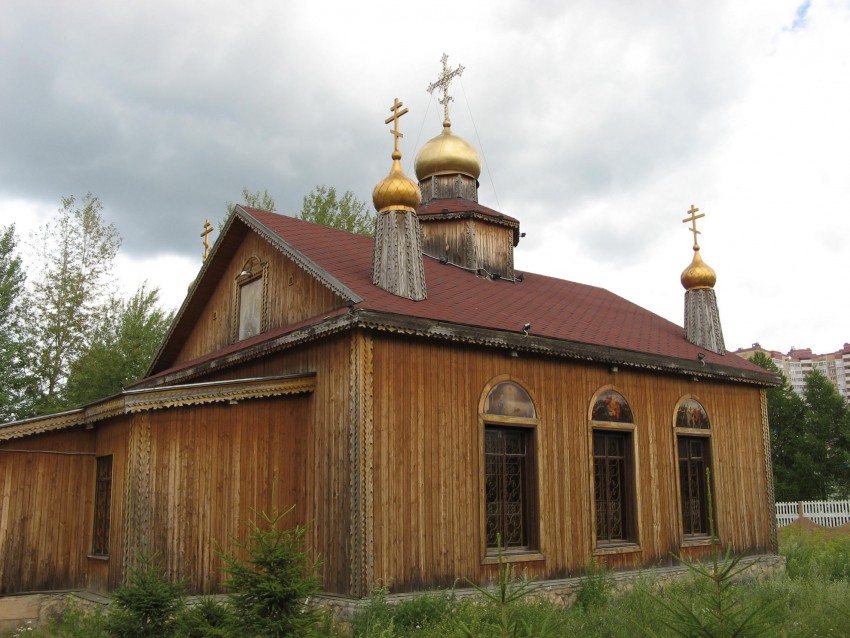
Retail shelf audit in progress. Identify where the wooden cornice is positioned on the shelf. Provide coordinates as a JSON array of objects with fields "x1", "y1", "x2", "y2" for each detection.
[
  {"x1": 347, "y1": 310, "x2": 781, "y2": 387},
  {"x1": 0, "y1": 374, "x2": 317, "y2": 441}
]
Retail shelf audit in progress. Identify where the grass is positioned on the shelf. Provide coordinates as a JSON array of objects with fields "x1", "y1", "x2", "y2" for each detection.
[{"x1": 4, "y1": 521, "x2": 850, "y2": 637}]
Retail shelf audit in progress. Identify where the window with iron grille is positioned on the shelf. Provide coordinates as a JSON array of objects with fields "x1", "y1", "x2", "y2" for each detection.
[
  {"x1": 678, "y1": 436, "x2": 711, "y2": 536},
  {"x1": 92, "y1": 455, "x2": 113, "y2": 556},
  {"x1": 593, "y1": 430, "x2": 634, "y2": 543},
  {"x1": 589, "y1": 388, "x2": 637, "y2": 546},
  {"x1": 484, "y1": 426, "x2": 536, "y2": 550}
]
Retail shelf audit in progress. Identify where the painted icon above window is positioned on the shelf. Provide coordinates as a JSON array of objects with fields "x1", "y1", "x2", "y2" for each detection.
[
  {"x1": 483, "y1": 381, "x2": 536, "y2": 418},
  {"x1": 591, "y1": 390, "x2": 634, "y2": 423},
  {"x1": 676, "y1": 398, "x2": 710, "y2": 429}
]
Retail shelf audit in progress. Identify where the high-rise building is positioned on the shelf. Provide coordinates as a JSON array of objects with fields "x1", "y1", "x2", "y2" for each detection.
[{"x1": 734, "y1": 343, "x2": 850, "y2": 403}]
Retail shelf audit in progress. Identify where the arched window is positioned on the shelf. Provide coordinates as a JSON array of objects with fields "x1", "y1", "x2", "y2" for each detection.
[
  {"x1": 589, "y1": 388, "x2": 638, "y2": 546},
  {"x1": 674, "y1": 396, "x2": 713, "y2": 539},
  {"x1": 480, "y1": 379, "x2": 538, "y2": 554}
]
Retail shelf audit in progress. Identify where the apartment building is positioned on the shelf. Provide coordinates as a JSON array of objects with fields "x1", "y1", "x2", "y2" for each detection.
[{"x1": 734, "y1": 343, "x2": 850, "y2": 403}]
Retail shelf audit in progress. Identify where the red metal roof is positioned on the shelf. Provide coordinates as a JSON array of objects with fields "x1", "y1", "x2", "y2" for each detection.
[{"x1": 242, "y1": 208, "x2": 764, "y2": 374}]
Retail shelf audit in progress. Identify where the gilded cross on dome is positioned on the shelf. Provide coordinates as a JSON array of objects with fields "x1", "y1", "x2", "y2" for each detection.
[
  {"x1": 200, "y1": 218, "x2": 214, "y2": 262},
  {"x1": 385, "y1": 98, "x2": 409, "y2": 157},
  {"x1": 682, "y1": 204, "x2": 705, "y2": 250},
  {"x1": 427, "y1": 53, "x2": 465, "y2": 123}
]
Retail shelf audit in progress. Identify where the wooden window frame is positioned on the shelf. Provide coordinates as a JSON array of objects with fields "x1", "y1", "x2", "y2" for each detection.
[
  {"x1": 588, "y1": 386, "x2": 641, "y2": 553},
  {"x1": 673, "y1": 396, "x2": 716, "y2": 545},
  {"x1": 479, "y1": 377, "x2": 542, "y2": 563},
  {"x1": 232, "y1": 256, "x2": 269, "y2": 343},
  {"x1": 91, "y1": 455, "x2": 113, "y2": 558}
]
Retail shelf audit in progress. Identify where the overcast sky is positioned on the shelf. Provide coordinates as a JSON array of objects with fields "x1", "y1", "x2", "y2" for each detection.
[{"x1": 1, "y1": 0, "x2": 848, "y2": 355}]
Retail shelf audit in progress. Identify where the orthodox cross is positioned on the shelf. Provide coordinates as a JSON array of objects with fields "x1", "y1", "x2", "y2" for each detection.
[
  {"x1": 682, "y1": 204, "x2": 704, "y2": 249},
  {"x1": 384, "y1": 98, "x2": 409, "y2": 156},
  {"x1": 201, "y1": 218, "x2": 214, "y2": 262},
  {"x1": 427, "y1": 53, "x2": 465, "y2": 122}
]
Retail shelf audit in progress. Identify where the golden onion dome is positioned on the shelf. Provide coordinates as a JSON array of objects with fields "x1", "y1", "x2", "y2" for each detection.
[
  {"x1": 372, "y1": 150, "x2": 422, "y2": 213},
  {"x1": 681, "y1": 248, "x2": 717, "y2": 290},
  {"x1": 414, "y1": 119, "x2": 481, "y2": 181}
]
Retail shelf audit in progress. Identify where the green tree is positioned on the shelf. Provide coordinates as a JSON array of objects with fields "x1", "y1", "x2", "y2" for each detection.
[
  {"x1": 63, "y1": 283, "x2": 173, "y2": 407},
  {"x1": 221, "y1": 504, "x2": 321, "y2": 637},
  {"x1": 802, "y1": 370, "x2": 850, "y2": 497},
  {"x1": 0, "y1": 225, "x2": 36, "y2": 422},
  {"x1": 299, "y1": 185, "x2": 374, "y2": 236},
  {"x1": 225, "y1": 187, "x2": 276, "y2": 219},
  {"x1": 26, "y1": 194, "x2": 121, "y2": 414},
  {"x1": 104, "y1": 555, "x2": 186, "y2": 638},
  {"x1": 751, "y1": 353, "x2": 850, "y2": 500}
]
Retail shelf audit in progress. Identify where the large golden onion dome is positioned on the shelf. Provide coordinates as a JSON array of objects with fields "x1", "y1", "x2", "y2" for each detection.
[
  {"x1": 681, "y1": 248, "x2": 717, "y2": 290},
  {"x1": 372, "y1": 150, "x2": 422, "y2": 213},
  {"x1": 414, "y1": 119, "x2": 481, "y2": 181}
]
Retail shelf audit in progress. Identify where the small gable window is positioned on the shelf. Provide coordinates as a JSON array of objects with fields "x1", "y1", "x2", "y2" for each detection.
[
  {"x1": 589, "y1": 388, "x2": 638, "y2": 547},
  {"x1": 234, "y1": 257, "x2": 268, "y2": 342}
]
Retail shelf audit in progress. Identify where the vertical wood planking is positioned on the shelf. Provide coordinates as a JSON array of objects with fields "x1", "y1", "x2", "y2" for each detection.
[{"x1": 369, "y1": 334, "x2": 773, "y2": 589}]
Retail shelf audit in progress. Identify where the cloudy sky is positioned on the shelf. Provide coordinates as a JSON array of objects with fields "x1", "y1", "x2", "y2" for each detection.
[{"x1": 1, "y1": 0, "x2": 848, "y2": 355}]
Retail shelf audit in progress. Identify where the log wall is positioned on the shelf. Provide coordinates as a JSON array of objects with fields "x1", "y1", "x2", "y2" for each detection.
[{"x1": 369, "y1": 335, "x2": 772, "y2": 590}]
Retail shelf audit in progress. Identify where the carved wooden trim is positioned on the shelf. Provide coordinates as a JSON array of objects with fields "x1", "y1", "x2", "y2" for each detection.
[
  {"x1": 0, "y1": 375, "x2": 316, "y2": 441},
  {"x1": 760, "y1": 388, "x2": 777, "y2": 553},
  {"x1": 348, "y1": 330, "x2": 374, "y2": 597},
  {"x1": 123, "y1": 413, "x2": 152, "y2": 576},
  {"x1": 118, "y1": 376, "x2": 316, "y2": 415},
  {"x1": 0, "y1": 410, "x2": 85, "y2": 441},
  {"x1": 231, "y1": 256, "x2": 270, "y2": 344}
]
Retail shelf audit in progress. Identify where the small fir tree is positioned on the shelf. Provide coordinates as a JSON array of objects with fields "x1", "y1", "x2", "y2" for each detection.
[
  {"x1": 104, "y1": 555, "x2": 186, "y2": 638},
  {"x1": 221, "y1": 504, "x2": 321, "y2": 637}
]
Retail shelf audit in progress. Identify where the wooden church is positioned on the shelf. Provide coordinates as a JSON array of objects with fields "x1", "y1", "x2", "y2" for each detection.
[{"x1": 0, "y1": 60, "x2": 779, "y2": 601}]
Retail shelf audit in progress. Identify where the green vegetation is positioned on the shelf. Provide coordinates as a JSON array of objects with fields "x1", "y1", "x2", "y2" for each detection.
[
  {"x1": 6, "y1": 522, "x2": 850, "y2": 637},
  {"x1": 0, "y1": 197, "x2": 173, "y2": 422},
  {"x1": 749, "y1": 351, "x2": 850, "y2": 499}
]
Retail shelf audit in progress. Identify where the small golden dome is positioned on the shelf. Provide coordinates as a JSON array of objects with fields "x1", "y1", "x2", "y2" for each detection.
[
  {"x1": 372, "y1": 151, "x2": 422, "y2": 213},
  {"x1": 414, "y1": 119, "x2": 481, "y2": 181},
  {"x1": 681, "y1": 248, "x2": 717, "y2": 290}
]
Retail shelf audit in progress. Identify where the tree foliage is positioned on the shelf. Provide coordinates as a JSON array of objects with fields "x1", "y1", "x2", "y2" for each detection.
[
  {"x1": 26, "y1": 193, "x2": 121, "y2": 414},
  {"x1": 221, "y1": 504, "x2": 321, "y2": 637},
  {"x1": 104, "y1": 555, "x2": 186, "y2": 638},
  {"x1": 299, "y1": 185, "x2": 374, "y2": 236},
  {"x1": 750, "y1": 352, "x2": 850, "y2": 500},
  {"x1": 224, "y1": 187, "x2": 277, "y2": 225},
  {"x1": 63, "y1": 282, "x2": 173, "y2": 407},
  {"x1": 0, "y1": 225, "x2": 36, "y2": 421}
]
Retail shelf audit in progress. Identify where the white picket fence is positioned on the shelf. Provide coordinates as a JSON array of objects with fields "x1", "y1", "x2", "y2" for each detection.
[{"x1": 775, "y1": 500, "x2": 850, "y2": 528}]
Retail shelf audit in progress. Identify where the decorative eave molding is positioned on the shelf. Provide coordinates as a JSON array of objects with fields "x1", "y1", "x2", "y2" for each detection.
[
  {"x1": 0, "y1": 374, "x2": 317, "y2": 441},
  {"x1": 132, "y1": 305, "x2": 779, "y2": 391},
  {"x1": 348, "y1": 310, "x2": 780, "y2": 387},
  {"x1": 134, "y1": 312, "x2": 354, "y2": 388}
]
